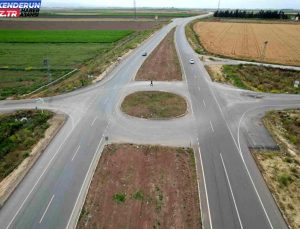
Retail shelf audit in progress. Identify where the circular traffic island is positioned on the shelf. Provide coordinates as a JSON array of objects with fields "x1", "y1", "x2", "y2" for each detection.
[{"x1": 121, "y1": 91, "x2": 188, "y2": 119}]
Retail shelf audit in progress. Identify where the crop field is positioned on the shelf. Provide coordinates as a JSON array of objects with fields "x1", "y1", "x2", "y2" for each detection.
[
  {"x1": 0, "y1": 30, "x2": 133, "y2": 43},
  {"x1": 194, "y1": 22, "x2": 300, "y2": 66},
  {"x1": 0, "y1": 27, "x2": 139, "y2": 99},
  {"x1": 0, "y1": 20, "x2": 160, "y2": 30}
]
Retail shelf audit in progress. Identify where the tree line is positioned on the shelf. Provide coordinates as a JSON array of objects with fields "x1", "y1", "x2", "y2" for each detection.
[{"x1": 214, "y1": 10, "x2": 289, "y2": 19}]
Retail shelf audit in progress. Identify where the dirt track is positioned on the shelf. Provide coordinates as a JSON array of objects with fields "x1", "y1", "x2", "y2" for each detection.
[
  {"x1": 77, "y1": 144, "x2": 201, "y2": 229},
  {"x1": 0, "y1": 21, "x2": 159, "y2": 30},
  {"x1": 135, "y1": 29, "x2": 182, "y2": 81},
  {"x1": 194, "y1": 22, "x2": 300, "y2": 66}
]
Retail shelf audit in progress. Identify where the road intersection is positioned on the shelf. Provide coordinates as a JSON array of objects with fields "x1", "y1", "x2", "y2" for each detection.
[{"x1": 0, "y1": 14, "x2": 299, "y2": 229}]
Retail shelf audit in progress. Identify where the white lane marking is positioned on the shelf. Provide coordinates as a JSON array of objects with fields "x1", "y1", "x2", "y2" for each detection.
[
  {"x1": 90, "y1": 117, "x2": 97, "y2": 127},
  {"x1": 209, "y1": 121, "x2": 214, "y2": 133},
  {"x1": 203, "y1": 99, "x2": 206, "y2": 108},
  {"x1": 66, "y1": 137, "x2": 104, "y2": 229},
  {"x1": 6, "y1": 123, "x2": 76, "y2": 229},
  {"x1": 203, "y1": 68, "x2": 275, "y2": 228},
  {"x1": 198, "y1": 86, "x2": 201, "y2": 91},
  {"x1": 71, "y1": 145, "x2": 81, "y2": 161},
  {"x1": 39, "y1": 195, "x2": 55, "y2": 224},
  {"x1": 220, "y1": 154, "x2": 244, "y2": 229},
  {"x1": 197, "y1": 138, "x2": 213, "y2": 229}
]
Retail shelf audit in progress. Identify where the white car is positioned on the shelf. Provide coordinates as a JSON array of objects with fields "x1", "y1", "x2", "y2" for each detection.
[{"x1": 189, "y1": 59, "x2": 195, "y2": 64}]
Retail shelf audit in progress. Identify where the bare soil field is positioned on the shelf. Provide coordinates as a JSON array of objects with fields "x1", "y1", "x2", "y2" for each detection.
[
  {"x1": 135, "y1": 29, "x2": 182, "y2": 81},
  {"x1": 194, "y1": 22, "x2": 300, "y2": 66},
  {"x1": 77, "y1": 144, "x2": 201, "y2": 229},
  {"x1": 253, "y1": 109, "x2": 300, "y2": 229},
  {"x1": 121, "y1": 91, "x2": 187, "y2": 119},
  {"x1": 0, "y1": 20, "x2": 159, "y2": 30}
]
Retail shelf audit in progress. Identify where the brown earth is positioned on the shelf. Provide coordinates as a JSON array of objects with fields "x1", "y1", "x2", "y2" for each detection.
[
  {"x1": 135, "y1": 29, "x2": 182, "y2": 81},
  {"x1": 193, "y1": 22, "x2": 300, "y2": 66},
  {"x1": 0, "y1": 21, "x2": 160, "y2": 30},
  {"x1": 77, "y1": 144, "x2": 201, "y2": 229}
]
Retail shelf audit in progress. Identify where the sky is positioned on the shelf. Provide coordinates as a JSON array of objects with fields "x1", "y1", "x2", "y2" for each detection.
[{"x1": 42, "y1": 0, "x2": 300, "y2": 10}]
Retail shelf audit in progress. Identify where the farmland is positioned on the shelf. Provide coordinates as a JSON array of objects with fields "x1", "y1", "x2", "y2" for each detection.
[
  {"x1": 0, "y1": 30, "x2": 133, "y2": 43},
  {"x1": 77, "y1": 144, "x2": 201, "y2": 229},
  {"x1": 0, "y1": 21, "x2": 159, "y2": 99},
  {"x1": 193, "y1": 22, "x2": 300, "y2": 66}
]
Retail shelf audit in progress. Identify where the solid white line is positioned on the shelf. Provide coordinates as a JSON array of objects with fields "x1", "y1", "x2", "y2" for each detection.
[
  {"x1": 39, "y1": 195, "x2": 55, "y2": 224},
  {"x1": 203, "y1": 99, "x2": 206, "y2": 108},
  {"x1": 209, "y1": 121, "x2": 214, "y2": 133},
  {"x1": 197, "y1": 138, "x2": 213, "y2": 229},
  {"x1": 66, "y1": 137, "x2": 104, "y2": 229},
  {"x1": 90, "y1": 117, "x2": 97, "y2": 127},
  {"x1": 6, "y1": 124, "x2": 76, "y2": 229},
  {"x1": 71, "y1": 145, "x2": 81, "y2": 161},
  {"x1": 220, "y1": 154, "x2": 244, "y2": 229}
]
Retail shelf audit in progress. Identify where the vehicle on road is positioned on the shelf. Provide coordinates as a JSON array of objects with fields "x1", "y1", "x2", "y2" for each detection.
[
  {"x1": 189, "y1": 58, "x2": 195, "y2": 64},
  {"x1": 142, "y1": 52, "x2": 148, "y2": 56}
]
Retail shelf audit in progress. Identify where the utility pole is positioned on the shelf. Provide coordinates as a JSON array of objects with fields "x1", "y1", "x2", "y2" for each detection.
[
  {"x1": 217, "y1": 0, "x2": 221, "y2": 11},
  {"x1": 133, "y1": 0, "x2": 137, "y2": 20},
  {"x1": 43, "y1": 58, "x2": 52, "y2": 82},
  {"x1": 261, "y1": 41, "x2": 268, "y2": 60}
]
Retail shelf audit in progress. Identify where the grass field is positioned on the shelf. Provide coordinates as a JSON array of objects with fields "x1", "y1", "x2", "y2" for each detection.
[
  {"x1": 0, "y1": 110, "x2": 53, "y2": 181},
  {"x1": 0, "y1": 30, "x2": 133, "y2": 43},
  {"x1": 253, "y1": 109, "x2": 300, "y2": 229},
  {"x1": 193, "y1": 21, "x2": 300, "y2": 66},
  {"x1": 77, "y1": 144, "x2": 201, "y2": 229},
  {"x1": 0, "y1": 26, "x2": 154, "y2": 99},
  {"x1": 206, "y1": 64, "x2": 300, "y2": 94},
  {"x1": 121, "y1": 91, "x2": 187, "y2": 119}
]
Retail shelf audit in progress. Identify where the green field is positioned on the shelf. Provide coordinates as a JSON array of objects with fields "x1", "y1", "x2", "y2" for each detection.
[
  {"x1": 0, "y1": 30, "x2": 133, "y2": 43},
  {"x1": 0, "y1": 29, "x2": 138, "y2": 99}
]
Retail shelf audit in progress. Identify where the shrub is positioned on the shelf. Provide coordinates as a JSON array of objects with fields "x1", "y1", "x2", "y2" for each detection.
[
  {"x1": 113, "y1": 193, "x2": 126, "y2": 203},
  {"x1": 278, "y1": 173, "x2": 293, "y2": 187}
]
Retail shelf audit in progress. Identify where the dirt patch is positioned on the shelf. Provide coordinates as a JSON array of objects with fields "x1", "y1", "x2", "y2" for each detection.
[
  {"x1": 0, "y1": 21, "x2": 160, "y2": 31},
  {"x1": 77, "y1": 144, "x2": 201, "y2": 229},
  {"x1": 0, "y1": 113, "x2": 65, "y2": 207},
  {"x1": 193, "y1": 21, "x2": 300, "y2": 66},
  {"x1": 121, "y1": 91, "x2": 188, "y2": 119},
  {"x1": 135, "y1": 29, "x2": 182, "y2": 81},
  {"x1": 253, "y1": 109, "x2": 300, "y2": 229},
  {"x1": 205, "y1": 65, "x2": 226, "y2": 82}
]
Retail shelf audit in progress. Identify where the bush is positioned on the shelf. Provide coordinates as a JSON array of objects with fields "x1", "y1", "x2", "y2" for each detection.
[
  {"x1": 113, "y1": 193, "x2": 126, "y2": 203},
  {"x1": 278, "y1": 173, "x2": 293, "y2": 187}
]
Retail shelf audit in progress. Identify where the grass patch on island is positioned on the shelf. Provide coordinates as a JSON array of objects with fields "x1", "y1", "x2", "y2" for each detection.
[
  {"x1": 121, "y1": 91, "x2": 187, "y2": 119},
  {"x1": 253, "y1": 109, "x2": 300, "y2": 229},
  {"x1": 0, "y1": 110, "x2": 53, "y2": 181}
]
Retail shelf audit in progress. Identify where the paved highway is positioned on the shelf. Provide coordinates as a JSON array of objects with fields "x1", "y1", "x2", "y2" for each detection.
[{"x1": 0, "y1": 13, "x2": 299, "y2": 229}]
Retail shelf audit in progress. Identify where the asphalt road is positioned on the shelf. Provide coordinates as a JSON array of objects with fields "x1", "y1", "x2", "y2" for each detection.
[{"x1": 0, "y1": 13, "x2": 300, "y2": 229}]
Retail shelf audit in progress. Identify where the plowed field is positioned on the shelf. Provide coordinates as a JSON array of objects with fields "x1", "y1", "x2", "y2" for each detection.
[{"x1": 194, "y1": 22, "x2": 300, "y2": 66}]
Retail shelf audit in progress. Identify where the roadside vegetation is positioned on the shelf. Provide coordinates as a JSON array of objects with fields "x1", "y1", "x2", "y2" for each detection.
[
  {"x1": 185, "y1": 20, "x2": 206, "y2": 54},
  {"x1": 253, "y1": 109, "x2": 300, "y2": 229},
  {"x1": 135, "y1": 28, "x2": 182, "y2": 81},
  {"x1": 77, "y1": 144, "x2": 201, "y2": 229},
  {"x1": 0, "y1": 110, "x2": 53, "y2": 181},
  {"x1": 206, "y1": 64, "x2": 300, "y2": 94},
  {"x1": 0, "y1": 27, "x2": 158, "y2": 99},
  {"x1": 121, "y1": 91, "x2": 187, "y2": 119}
]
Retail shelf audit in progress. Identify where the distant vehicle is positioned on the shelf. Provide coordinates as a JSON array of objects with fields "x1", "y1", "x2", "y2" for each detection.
[
  {"x1": 142, "y1": 52, "x2": 147, "y2": 56},
  {"x1": 189, "y1": 59, "x2": 195, "y2": 64}
]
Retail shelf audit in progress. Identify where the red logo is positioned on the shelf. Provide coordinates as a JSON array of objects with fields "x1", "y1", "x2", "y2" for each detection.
[{"x1": 0, "y1": 8, "x2": 20, "y2": 17}]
